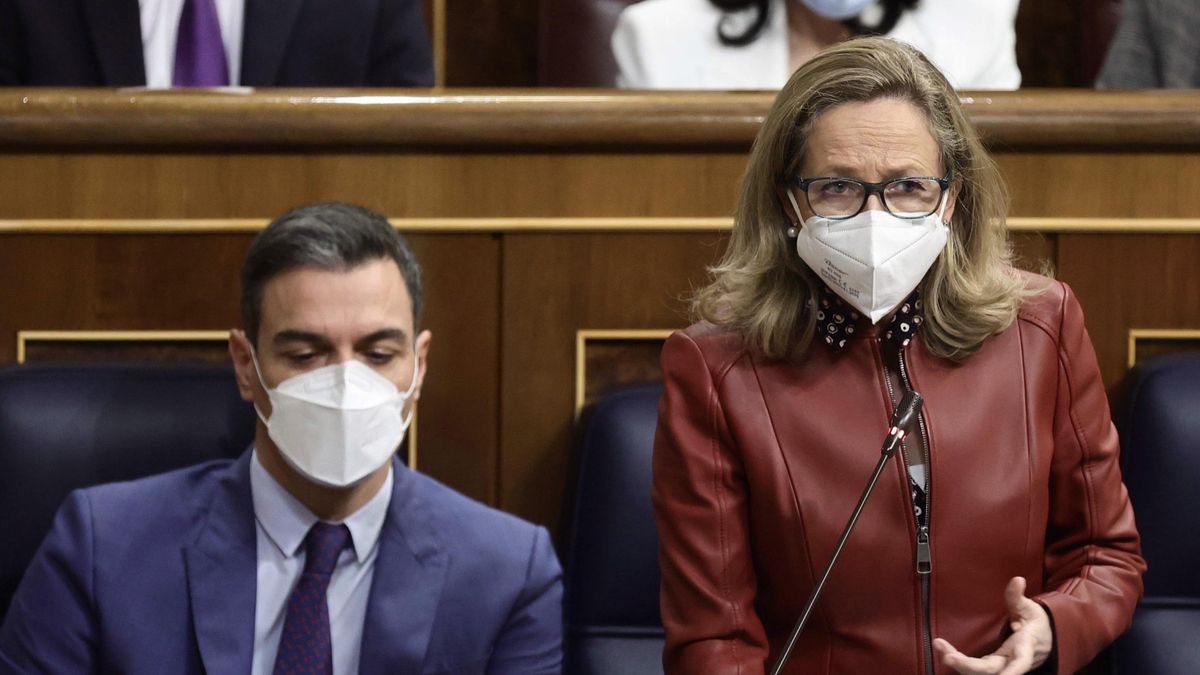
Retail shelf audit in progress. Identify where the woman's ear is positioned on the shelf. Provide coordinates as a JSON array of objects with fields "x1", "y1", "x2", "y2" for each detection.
[
  {"x1": 941, "y1": 182, "x2": 960, "y2": 224},
  {"x1": 777, "y1": 186, "x2": 803, "y2": 227}
]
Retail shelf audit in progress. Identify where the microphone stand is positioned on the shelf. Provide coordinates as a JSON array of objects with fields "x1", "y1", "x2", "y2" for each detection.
[{"x1": 768, "y1": 391, "x2": 924, "y2": 675}]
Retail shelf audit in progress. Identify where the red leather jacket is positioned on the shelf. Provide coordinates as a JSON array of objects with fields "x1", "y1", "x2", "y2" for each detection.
[{"x1": 653, "y1": 278, "x2": 1145, "y2": 674}]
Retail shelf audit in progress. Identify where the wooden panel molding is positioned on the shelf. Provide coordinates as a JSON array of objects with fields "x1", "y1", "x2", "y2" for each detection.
[
  {"x1": 4, "y1": 217, "x2": 1200, "y2": 235},
  {"x1": 574, "y1": 329, "x2": 673, "y2": 417},
  {"x1": 4, "y1": 90, "x2": 1200, "y2": 149},
  {"x1": 1127, "y1": 329, "x2": 1200, "y2": 369}
]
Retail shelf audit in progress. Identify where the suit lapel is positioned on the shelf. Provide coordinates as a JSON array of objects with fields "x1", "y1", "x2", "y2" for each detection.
[
  {"x1": 359, "y1": 461, "x2": 449, "y2": 672},
  {"x1": 184, "y1": 453, "x2": 257, "y2": 674},
  {"x1": 80, "y1": 0, "x2": 146, "y2": 85},
  {"x1": 240, "y1": 0, "x2": 305, "y2": 85}
]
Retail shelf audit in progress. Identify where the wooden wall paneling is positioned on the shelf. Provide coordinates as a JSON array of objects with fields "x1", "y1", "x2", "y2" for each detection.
[
  {"x1": 1010, "y1": 231, "x2": 1058, "y2": 274},
  {"x1": 0, "y1": 153, "x2": 747, "y2": 219},
  {"x1": 499, "y1": 232, "x2": 727, "y2": 535},
  {"x1": 1055, "y1": 234, "x2": 1200, "y2": 389},
  {"x1": 1015, "y1": 0, "x2": 1089, "y2": 87},
  {"x1": 404, "y1": 233, "x2": 502, "y2": 503},
  {"x1": 444, "y1": 0, "x2": 539, "y2": 86},
  {"x1": 996, "y1": 153, "x2": 1200, "y2": 218}
]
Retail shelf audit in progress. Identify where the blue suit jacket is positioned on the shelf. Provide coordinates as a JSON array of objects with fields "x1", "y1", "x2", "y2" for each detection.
[{"x1": 0, "y1": 453, "x2": 563, "y2": 674}]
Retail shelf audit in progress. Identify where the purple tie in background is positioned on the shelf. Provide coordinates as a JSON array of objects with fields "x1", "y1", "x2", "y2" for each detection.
[
  {"x1": 272, "y1": 523, "x2": 351, "y2": 675},
  {"x1": 173, "y1": 0, "x2": 229, "y2": 87}
]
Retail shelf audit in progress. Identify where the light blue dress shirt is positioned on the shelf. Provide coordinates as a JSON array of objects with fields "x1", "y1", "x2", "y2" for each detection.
[{"x1": 249, "y1": 450, "x2": 393, "y2": 675}]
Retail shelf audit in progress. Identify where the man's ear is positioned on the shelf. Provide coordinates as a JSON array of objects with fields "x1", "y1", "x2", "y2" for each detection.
[
  {"x1": 228, "y1": 329, "x2": 258, "y2": 403},
  {"x1": 412, "y1": 329, "x2": 432, "y2": 402}
]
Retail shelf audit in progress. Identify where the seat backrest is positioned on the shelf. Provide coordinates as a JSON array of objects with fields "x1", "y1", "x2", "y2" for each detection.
[
  {"x1": 1111, "y1": 352, "x2": 1200, "y2": 674},
  {"x1": 539, "y1": 0, "x2": 641, "y2": 86},
  {"x1": 0, "y1": 362, "x2": 256, "y2": 619},
  {"x1": 564, "y1": 383, "x2": 665, "y2": 674}
]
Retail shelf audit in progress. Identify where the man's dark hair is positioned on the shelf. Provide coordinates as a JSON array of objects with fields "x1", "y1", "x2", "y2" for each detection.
[{"x1": 240, "y1": 202, "x2": 423, "y2": 344}]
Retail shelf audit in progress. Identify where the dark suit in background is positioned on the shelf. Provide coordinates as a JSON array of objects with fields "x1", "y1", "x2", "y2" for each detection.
[
  {"x1": 1097, "y1": 0, "x2": 1200, "y2": 88},
  {"x1": 0, "y1": 0, "x2": 435, "y2": 86}
]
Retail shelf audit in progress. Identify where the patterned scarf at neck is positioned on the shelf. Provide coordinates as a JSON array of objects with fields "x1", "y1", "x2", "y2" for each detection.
[{"x1": 813, "y1": 285, "x2": 924, "y2": 353}]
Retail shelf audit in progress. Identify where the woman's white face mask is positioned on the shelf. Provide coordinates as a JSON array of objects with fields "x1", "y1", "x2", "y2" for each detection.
[
  {"x1": 798, "y1": 0, "x2": 875, "y2": 20},
  {"x1": 251, "y1": 352, "x2": 419, "y2": 487},
  {"x1": 788, "y1": 190, "x2": 949, "y2": 324}
]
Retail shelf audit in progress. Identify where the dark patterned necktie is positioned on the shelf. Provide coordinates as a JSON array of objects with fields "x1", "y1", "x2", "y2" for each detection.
[
  {"x1": 173, "y1": 0, "x2": 229, "y2": 87},
  {"x1": 272, "y1": 522, "x2": 351, "y2": 675}
]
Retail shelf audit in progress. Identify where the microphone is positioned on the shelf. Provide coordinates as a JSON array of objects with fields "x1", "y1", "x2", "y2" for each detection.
[{"x1": 768, "y1": 390, "x2": 924, "y2": 675}]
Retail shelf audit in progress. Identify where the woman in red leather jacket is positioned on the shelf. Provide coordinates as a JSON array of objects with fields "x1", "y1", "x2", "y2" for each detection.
[{"x1": 653, "y1": 37, "x2": 1145, "y2": 674}]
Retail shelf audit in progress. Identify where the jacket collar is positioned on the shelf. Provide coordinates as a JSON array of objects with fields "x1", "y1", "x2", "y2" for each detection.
[
  {"x1": 81, "y1": 0, "x2": 146, "y2": 85},
  {"x1": 359, "y1": 459, "x2": 449, "y2": 672},
  {"x1": 185, "y1": 452, "x2": 257, "y2": 674},
  {"x1": 185, "y1": 454, "x2": 448, "y2": 673},
  {"x1": 815, "y1": 285, "x2": 925, "y2": 353}
]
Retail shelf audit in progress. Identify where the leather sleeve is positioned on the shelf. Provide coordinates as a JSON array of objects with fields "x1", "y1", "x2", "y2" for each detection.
[
  {"x1": 653, "y1": 330, "x2": 769, "y2": 674},
  {"x1": 1033, "y1": 283, "x2": 1146, "y2": 673},
  {"x1": 0, "y1": 491, "x2": 99, "y2": 673}
]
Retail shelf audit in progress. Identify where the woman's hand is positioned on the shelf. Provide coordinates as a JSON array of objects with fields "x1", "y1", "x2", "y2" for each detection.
[{"x1": 933, "y1": 576, "x2": 1053, "y2": 675}]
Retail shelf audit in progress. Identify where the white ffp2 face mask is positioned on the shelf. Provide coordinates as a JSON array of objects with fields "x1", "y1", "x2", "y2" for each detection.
[
  {"x1": 800, "y1": 0, "x2": 875, "y2": 20},
  {"x1": 788, "y1": 191, "x2": 948, "y2": 324},
  {"x1": 252, "y1": 353, "x2": 419, "y2": 487}
]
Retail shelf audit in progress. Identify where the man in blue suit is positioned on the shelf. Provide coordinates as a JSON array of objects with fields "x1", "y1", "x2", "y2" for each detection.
[{"x1": 0, "y1": 203, "x2": 563, "y2": 674}]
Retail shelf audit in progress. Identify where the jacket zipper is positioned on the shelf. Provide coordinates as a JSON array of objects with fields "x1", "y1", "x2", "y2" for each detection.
[
  {"x1": 881, "y1": 341, "x2": 935, "y2": 675},
  {"x1": 898, "y1": 347, "x2": 935, "y2": 675}
]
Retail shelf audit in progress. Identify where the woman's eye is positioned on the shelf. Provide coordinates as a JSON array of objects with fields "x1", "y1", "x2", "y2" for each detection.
[{"x1": 892, "y1": 180, "x2": 925, "y2": 193}]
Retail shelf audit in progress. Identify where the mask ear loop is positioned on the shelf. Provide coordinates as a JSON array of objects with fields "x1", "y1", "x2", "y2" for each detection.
[
  {"x1": 785, "y1": 189, "x2": 804, "y2": 238},
  {"x1": 398, "y1": 352, "x2": 422, "y2": 427},
  {"x1": 247, "y1": 346, "x2": 272, "y2": 426},
  {"x1": 935, "y1": 186, "x2": 951, "y2": 226}
]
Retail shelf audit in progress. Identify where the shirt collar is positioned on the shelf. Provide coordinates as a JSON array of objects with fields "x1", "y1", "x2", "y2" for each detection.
[
  {"x1": 250, "y1": 449, "x2": 393, "y2": 563},
  {"x1": 814, "y1": 285, "x2": 925, "y2": 353}
]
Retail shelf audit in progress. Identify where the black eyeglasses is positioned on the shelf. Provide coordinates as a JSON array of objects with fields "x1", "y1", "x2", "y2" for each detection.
[{"x1": 792, "y1": 175, "x2": 951, "y2": 220}]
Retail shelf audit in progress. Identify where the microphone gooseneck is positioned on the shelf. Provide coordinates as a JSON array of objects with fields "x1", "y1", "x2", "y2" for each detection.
[{"x1": 768, "y1": 390, "x2": 924, "y2": 675}]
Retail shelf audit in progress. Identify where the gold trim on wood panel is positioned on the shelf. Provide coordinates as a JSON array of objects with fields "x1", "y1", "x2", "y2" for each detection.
[
  {"x1": 574, "y1": 329, "x2": 675, "y2": 418},
  {"x1": 4, "y1": 216, "x2": 1200, "y2": 235},
  {"x1": 7, "y1": 89, "x2": 1200, "y2": 149},
  {"x1": 1005, "y1": 218, "x2": 1200, "y2": 233},
  {"x1": 15, "y1": 330, "x2": 419, "y2": 468},
  {"x1": 16, "y1": 330, "x2": 231, "y2": 363},
  {"x1": 1126, "y1": 329, "x2": 1200, "y2": 369},
  {"x1": 433, "y1": 0, "x2": 446, "y2": 89}
]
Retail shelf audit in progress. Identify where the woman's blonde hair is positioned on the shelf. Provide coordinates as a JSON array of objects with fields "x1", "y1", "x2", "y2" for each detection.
[{"x1": 694, "y1": 36, "x2": 1032, "y2": 361}]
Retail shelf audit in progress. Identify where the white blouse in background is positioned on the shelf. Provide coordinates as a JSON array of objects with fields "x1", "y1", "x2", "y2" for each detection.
[{"x1": 612, "y1": 0, "x2": 1021, "y2": 90}]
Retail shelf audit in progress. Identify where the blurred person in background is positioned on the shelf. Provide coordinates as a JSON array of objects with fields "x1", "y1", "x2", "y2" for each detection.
[
  {"x1": 1096, "y1": 0, "x2": 1200, "y2": 88},
  {"x1": 612, "y1": 0, "x2": 1020, "y2": 90},
  {"x1": 0, "y1": 0, "x2": 434, "y2": 87}
]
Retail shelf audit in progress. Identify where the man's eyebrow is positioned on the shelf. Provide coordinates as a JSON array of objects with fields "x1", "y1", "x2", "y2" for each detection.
[
  {"x1": 271, "y1": 330, "x2": 332, "y2": 347},
  {"x1": 355, "y1": 328, "x2": 410, "y2": 346}
]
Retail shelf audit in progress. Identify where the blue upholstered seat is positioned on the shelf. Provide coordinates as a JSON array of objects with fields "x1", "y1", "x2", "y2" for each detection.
[
  {"x1": 565, "y1": 383, "x2": 665, "y2": 675},
  {"x1": 1111, "y1": 352, "x2": 1200, "y2": 674},
  {"x1": 0, "y1": 362, "x2": 255, "y2": 620}
]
